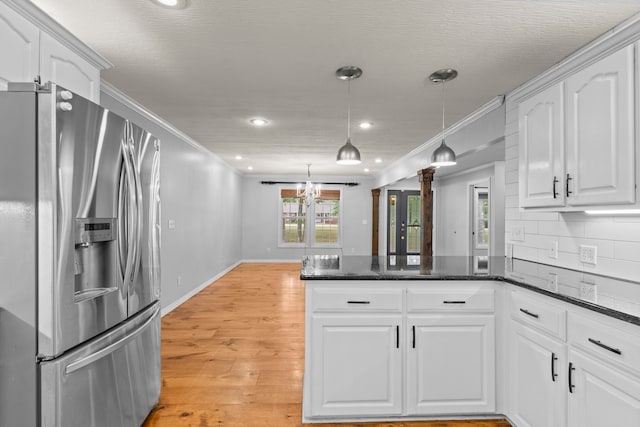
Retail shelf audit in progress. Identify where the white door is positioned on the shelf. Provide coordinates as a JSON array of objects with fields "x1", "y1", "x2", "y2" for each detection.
[
  {"x1": 565, "y1": 45, "x2": 635, "y2": 206},
  {"x1": 406, "y1": 314, "x2": 495, "y2": 415},
  {"x1": 568, "y1": 349, "x2": 640, "y2": 427},
  {"x1": 310, "y1": 315, "x2": 402, "y2": 417},
  {"x1": 39, "y1": 32, "x2": 100, "y2": 102},
  {"x1": 518, "y1": 82, "x2": 565, "y2": 208},
  {"x1": 0, "y1": 2, "x2": 39, "y2": 90},
  {"x1": 509, "y1": 322, "x2": 566, "y2": 427}
]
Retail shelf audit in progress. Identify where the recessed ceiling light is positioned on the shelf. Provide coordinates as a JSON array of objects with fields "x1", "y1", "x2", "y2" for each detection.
[
  {"x1": 364, "y1": 168, "x2": 370, "y2": 172},
  {"x1": 247, "y1": 166, "x2": 254, "y2": 171},
  {"x1": 249, "y1": 118, "x2": 269, "y2": 126},
  {"x1": 235, "y1": 155, "x2": 243, "y2": 160},
  {"x1": 375, "y1": 158, "x2": 382, "y2": 163},
  {"x1": 151, "y1": 0, "x2": 188, "y2": 9},
  {"x1": 359, "y1": 121, "x2": 373, "y2": 129}
]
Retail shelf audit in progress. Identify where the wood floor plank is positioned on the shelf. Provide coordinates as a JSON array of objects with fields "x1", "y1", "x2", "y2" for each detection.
[{"x1": 142, "y1": 263, "x2": 511, "y2": 427}]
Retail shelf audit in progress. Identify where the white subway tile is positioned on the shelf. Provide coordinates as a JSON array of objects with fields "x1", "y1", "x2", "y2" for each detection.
[
  {"x1": 519, "y1": 210, "x2": 560, "y2": 221},
  {"x1": 585, "y1": 222, "x2": 640, "y2": 242},
  {"x1": 538, "y1": 220, "x2": 585, "y2": 237},
  {"x1": 505, "y1": 144, "x2": 519, "y2": 161},
  {"x1": 506, "y1": 170, "x2": 519, "y2": 185},
  {"x1": 615, "y1": 241, "x2": 640, "y2": 262},
  {"x1": 506, "y1": 158, "x2": 519, "y2": 172}
]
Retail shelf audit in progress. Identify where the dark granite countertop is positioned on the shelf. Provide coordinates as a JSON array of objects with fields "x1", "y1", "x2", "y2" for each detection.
[{"x1": 301, "y1": 255, "x2": 640, "y2": 326}]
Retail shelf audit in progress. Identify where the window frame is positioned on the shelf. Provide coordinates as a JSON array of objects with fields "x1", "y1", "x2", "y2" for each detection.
[{"x1": 277, "y1": 186, "x2": 343, "y2": 248}]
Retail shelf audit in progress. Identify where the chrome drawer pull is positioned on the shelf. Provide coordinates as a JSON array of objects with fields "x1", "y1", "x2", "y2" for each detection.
[
  {"x1": 588, "y1": 338, "x2": 622, "y2": 355},
  {"x1": 347, "y1": 300, "x2": 370, "y2": 304},
  {"x1": 519, "y1": 308, "x2": 539, "y2": 319}
]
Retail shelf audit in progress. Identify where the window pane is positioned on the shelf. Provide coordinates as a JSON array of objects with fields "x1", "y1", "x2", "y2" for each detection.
[
  {"x1": 389, "y1": 195, "x2": 397, "y2": 253},
  {"x1": 281, "y1": 196, "x2": 306, "y2": 243},
  {"x1": 314, "y1": 198, "x2": 339, "y2": 244},
  {"x1": 406, "y1": 195, "x2": 420, "y2": 253}
]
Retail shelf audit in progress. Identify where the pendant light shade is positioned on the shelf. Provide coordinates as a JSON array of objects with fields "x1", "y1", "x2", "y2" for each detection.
[
  {"x1": 429, "y1": 68, "x2": 458, "y2": 167},
  {"x1": 336, "y1": 66, "x2": 363, "y2": 165},
  {"x1": 336, "y1": 137, "x2": 361, "y2": 165}
]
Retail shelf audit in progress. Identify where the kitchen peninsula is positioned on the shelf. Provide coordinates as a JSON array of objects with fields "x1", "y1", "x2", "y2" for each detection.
[{"x1": 301, "y1": 255, "x2": 640, "y2": 426}]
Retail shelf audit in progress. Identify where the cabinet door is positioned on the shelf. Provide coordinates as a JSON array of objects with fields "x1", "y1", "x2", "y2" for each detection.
[
  {"x1": 406, "y1": 315, "x2": 495, "y2": 415},
  {"x1": 509, "y1": 322, "x2": 566, "y2": 427},
  {"x1": 565, "y1": 45, "x2": 635, "y2": 206},
  {"x1": 568, "y1": 349, "x2": 640, "y2": 427},
  {"x1": 0, "y1": 2, "x2": 39, "y2": 90},
  {"x1": 518, "y1": 82, "x2": 565, "y2": 208},
  {"x1": 310, "y1": 315, "x2": 402, "y2": 417},
  {"x1": 39, "y1": 32, "x2": 100, "y2": 102}
]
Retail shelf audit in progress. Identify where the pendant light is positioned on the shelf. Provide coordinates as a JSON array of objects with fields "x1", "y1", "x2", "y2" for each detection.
[
  {"x1": 429, "y1": 68, "x2": 458, "y2": 167},
  {"x1": 335, "y1": 66, "x2": 362, "y2": 165}
]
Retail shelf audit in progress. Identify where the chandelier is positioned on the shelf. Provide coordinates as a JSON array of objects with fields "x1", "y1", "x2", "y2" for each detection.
[{"x1": 297, "y1": 164, "x2": 321, "y2": 203}]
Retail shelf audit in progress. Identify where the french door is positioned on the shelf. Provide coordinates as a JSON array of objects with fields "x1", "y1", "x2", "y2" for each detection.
[{"x1": 387, "y1": 190, "x2": 420, "y2": 257}]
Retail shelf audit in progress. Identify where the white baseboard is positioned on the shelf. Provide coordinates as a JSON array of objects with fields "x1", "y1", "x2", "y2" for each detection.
[
  {"x1": 240, "y1": 259, "x2": 302, "y2": 263},
  {"x1": 160, "y1": 261, "x2": 241, "y2": 317}
]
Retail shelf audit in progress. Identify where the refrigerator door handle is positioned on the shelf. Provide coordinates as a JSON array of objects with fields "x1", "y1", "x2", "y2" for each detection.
[
  {"x1": 128, "y1": 123, "x2": 143, "y2": 287},
  {"x1": 150, "y1": 141, "x2": 161, "y2": 296},
  {"x1": 117, "y1": 165, "x2": 128, "y2": 279},
  {"x1": 121, "y1": 124, "x2": 137, "y2": 286},
  {"x1": 64, "y1": 305, "x2": 159, "y2": 374}
]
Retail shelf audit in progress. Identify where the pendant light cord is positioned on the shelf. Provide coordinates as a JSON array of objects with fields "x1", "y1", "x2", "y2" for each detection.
[
  {"x1": 441, "y1": 80, "x2": 446, "y2": 139},
  {"x1": 347, "y1": 79, "x2": 351, "y2": 140}
]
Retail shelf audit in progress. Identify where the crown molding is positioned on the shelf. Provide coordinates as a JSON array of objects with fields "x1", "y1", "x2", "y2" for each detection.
[
  {"x1": 3, "y1": 0, "x2": 112, "y2": 70},
  {"x1": 507, "y1": 11, "x2": 640, "y2": 103}
]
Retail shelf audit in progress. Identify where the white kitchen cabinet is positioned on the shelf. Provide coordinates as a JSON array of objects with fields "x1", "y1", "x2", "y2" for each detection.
[
  {"x1": 0, "y1": 1, "x2": 107, "y2": 102},
  {"x1": 39, "y1": 32, "x2": 101, "y2": 102},
  {"x1": 407, "y1": 314, "x2": 495, "y2": 415},
  {"x1": 518, "y1": 82, "x2": 565, "y2": 208},
  {"x1": 518, "y1": 44, "x2": 636, "y2": 210},
  {"x1": 0, "y1": 1, "x2": 39, "y2": 90},
  {"x1": 565, "y1": 44, "x2": 636, "y2": 207},
  {"x1": 567, "y1": 348, "x2": 640, "y2": 427},
  {"x1": 309, "y1": 314, "x2": 402, "y2": 417},
  {"x1": 509, "y1": 321, "x2": 566, "y2": 427}
]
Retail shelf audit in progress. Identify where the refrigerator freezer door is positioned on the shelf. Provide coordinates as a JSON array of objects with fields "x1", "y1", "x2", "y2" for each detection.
[
  {"x1": 38, "y1": 84, "x2": 129, "y2": 357},
  {"x1": 39, "y1": 302, "x2": 161, "y2": 427}
]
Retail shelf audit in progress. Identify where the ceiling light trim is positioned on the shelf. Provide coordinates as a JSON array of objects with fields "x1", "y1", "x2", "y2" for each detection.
[{"x1": 150, "y1": 0, "x2": 189, "y2": 9}]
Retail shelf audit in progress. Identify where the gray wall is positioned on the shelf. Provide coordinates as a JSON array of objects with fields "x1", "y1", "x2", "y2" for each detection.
[
  {"x1": 101, "y1": 86, "x2": 242, "y2": 313},
  {"x1": 241, "y1": 175, "x2": 374, "y2": 260}
]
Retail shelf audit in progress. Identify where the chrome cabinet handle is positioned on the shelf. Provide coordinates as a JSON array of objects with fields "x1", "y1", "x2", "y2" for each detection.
[
  {"x1": 519, "y1": 308, "x2": 539, "y2": 319},
  {"x1": 552, "y1": 176, "x2": 559, "y2": 199},
  {"x1": 588, "y1": 338, "x2": 622, "y2": 355}
]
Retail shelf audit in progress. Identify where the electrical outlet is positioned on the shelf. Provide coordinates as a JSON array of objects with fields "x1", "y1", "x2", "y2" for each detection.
[
  {"x1": 177, "y1": 275, "x2": 182, "y2": 286},
  {"x1": 579, "y1": 281, "x2": 597, "y2": 302},
  {"x1": 579, "y1": 245, "x2": 598, "y2": 265},
  {"x1": 547, "y1": 273, "x2": 558, "y2": 292},
  {"x1": 548, "y1": 241, "x2": 558, "y2": 259},
  {"x1": 511, "y1": 226, "x2": 525, "y2": 242},
  {"x1": 168, "y1": 219, "x2": 176, "y2": 230}
]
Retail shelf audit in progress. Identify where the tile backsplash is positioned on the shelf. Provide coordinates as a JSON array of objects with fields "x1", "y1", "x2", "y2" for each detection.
[{"x1": 504, "y1": 102, "x2": 640, "y2": 282}]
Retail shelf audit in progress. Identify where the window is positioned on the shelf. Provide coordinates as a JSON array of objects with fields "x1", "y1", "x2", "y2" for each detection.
[{"x1": 279, "y1": 188, "x2": 342, "y2": 247}]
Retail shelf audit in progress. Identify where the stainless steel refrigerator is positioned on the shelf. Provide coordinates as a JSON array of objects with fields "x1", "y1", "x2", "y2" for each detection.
[{"x1": 0, "y1": 82, "x2": 161, "y2": 427}]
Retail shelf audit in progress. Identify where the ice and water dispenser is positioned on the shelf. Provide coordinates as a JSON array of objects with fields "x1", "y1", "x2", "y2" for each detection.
[{"x1": 74, "y1": 218, "x2": 118, "y2": 302}]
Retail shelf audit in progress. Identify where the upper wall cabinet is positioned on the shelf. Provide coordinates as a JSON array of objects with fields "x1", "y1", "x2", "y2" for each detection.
[
  {"x1": 0, "y1": 1, "x2": 39, "y2": 90},
  {"x1": 565, "y1": 45, "x2": 635, "y2": 207},
  {"x1": 0, "y1": 1, "x2": 109, "y2": 102},
  {"x1": 519, "y1": 45, "x2": 636, "y2": 210},
  {"x1": 39, "y1": 32, "x2": 100, "y2": 102},
  {"x1": 519, "y1": 82, "x2": 565, "y2": 208}
]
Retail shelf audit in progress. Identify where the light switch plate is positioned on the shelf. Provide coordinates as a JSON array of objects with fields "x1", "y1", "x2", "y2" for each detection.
[
  {"x1": 511, "y1": 226, "x2": 525, "y2": 242},
  {"x1": 547, "y1": 273, "x2": 558, "y2": 292}
]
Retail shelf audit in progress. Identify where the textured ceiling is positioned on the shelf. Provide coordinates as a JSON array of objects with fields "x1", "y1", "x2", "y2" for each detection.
[{"x1": 31, "y1": 0, "x2": 640, "y2": 176}]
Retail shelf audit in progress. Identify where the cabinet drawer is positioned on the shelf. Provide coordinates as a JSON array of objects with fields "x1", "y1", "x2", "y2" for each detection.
[
  {"x1": 407, "y1": 288, "x2": 494, "y2": 312},
  {"x1": 510, "y1": 290, "x2": 567, "y2": 340},
  {"x1": 568, "y1": 312, "x2": 640, "y2": 375},
  {"x1": 311, "y1": 288, "x2": 403, "y2": 312}
]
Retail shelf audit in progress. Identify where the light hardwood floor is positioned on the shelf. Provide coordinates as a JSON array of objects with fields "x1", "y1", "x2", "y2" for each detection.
[{"x1": 143, "y1": 263, "x2": 511, "y2": 427}]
